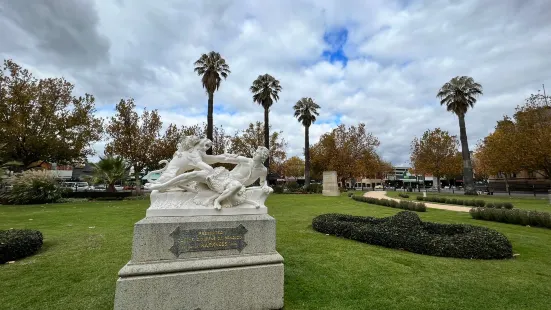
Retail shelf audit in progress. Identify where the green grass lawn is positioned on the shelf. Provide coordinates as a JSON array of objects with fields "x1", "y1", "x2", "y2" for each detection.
[
  {"x1": 1, "y1": 194, "x2": 551, "y2": 309},
  {"x1": 386, "y1": 191, "x2": 551, "y2": 212}
]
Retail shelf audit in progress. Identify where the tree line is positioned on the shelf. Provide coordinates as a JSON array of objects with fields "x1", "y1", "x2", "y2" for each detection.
[
  {"x1": 474, "y1": 93, "x2": 551, "y2": 189},
  {"x1": 0, "y1": 56, "x2": 391, "y2": 191}
]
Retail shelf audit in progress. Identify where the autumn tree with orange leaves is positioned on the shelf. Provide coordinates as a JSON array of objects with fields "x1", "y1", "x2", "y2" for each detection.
[
  {"x1": 410, "y1": 128, "x2": 459, "y2": 192},
  {"x1": 310, "y1": 123, "x2": 385, "y2": 187},
  {"x1": 475, "y1": 118, "x2": 522, "y2": 193}
]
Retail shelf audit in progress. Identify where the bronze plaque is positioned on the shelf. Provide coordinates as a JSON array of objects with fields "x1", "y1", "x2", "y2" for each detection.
[{"x1": 169, "y1": 224, "x2": 248, "y2": 257}]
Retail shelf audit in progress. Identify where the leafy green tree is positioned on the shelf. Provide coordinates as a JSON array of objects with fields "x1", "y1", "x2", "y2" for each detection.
[
  {"x1": 283, "y1": 156, "x2": 305, "y2": 178},
  {"x1": 250, "y1": 74, "x2": 282, "y2": 170},
  {"x1": 194, "y1": 52, "x2": 230, "y2": 154},
  {"x1": 293, "y1": 97, "x2": 320, "y2": 187},
  {"x1": 227, "y1": 122, "x2": 287, "y2": 173},
  {"x1": 105, "y1": 98, "x2": 162, "y2": 194},
  {"x1": 437, "y1": 76, "x2": 483, "y2": 195},
  {"x1": 92, "y1": 156, "x2": 129, "y2": 192},
  {"x1": 0, "y1": 59, "x2": 103, "y2": 166}
]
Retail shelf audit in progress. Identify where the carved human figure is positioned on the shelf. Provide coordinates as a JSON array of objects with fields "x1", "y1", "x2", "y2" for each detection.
[
  {"x1": 203, "y1": 146, "x2": 272, "y2": 209},
  {"x1": 145, "y1": 136, "x2": 236, "y2": 192}
]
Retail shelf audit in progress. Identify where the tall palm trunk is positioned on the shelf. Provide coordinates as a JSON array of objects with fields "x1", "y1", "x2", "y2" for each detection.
[
  {"x1": 304, "y1": 125, "x2": 311, "y2": 188},
  {"x1": 458, "y1": 114, "x2": 476, "y2": 195},
  {"x1": 263, "y1": 106, "x2": 270, "y2": 170},
  {"x1": 206, "y1": 92, "x2": 214, "y2": 155}
]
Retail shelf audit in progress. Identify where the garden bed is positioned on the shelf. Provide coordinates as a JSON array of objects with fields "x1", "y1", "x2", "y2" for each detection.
[{"x1": 312, "y1": 211, "x2": 513, "y2": 259}]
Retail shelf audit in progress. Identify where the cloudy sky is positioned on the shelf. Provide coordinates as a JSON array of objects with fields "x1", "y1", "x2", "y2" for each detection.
[{"x1": 1, "y1": 0, "x2": 550, "y2": 166}]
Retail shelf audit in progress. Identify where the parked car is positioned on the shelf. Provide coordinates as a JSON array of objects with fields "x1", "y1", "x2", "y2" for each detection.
[
  {"x1": 114, "y1": 185, "x2": 124, "y2": 191},
  {"x1": 93, "y1": 184, "x2": 106, "y2": 191},
  {"x1": 76, "y1": 182, "x2": 90, "y2": 191},
  {"x1": 60, "y1": 182, "x2": 90, "y2": 192},
  {"x1": 374, "y1": 185, "x2": 384, "y2": 189}
]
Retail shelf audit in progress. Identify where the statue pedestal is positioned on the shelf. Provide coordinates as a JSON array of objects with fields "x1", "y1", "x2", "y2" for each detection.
[{"x1": 114, "y1": 214, "x2": 284, "y2": 310}]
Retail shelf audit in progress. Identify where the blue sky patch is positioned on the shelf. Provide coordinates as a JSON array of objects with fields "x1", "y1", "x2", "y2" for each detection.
[{"x1": 322, "y1": 27, "x2": 348, "y2": 66}]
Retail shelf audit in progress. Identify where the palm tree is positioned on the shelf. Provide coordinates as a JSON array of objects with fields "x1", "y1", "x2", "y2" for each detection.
[
  {"x1": 437, "y1": 76, "x2": 483, "y2": 195},
  {"x1": 250, "y1": 74, "x2": 282, "y2": 169},
  {"x1": 293, "y1": 97, "x2": 320, "y2": 188},
  {"x1": 194, "y1": 51, "x2": 231, "y2": 155},
  {"x1": 92, "y1": 156, "x2": 129, "y2": 192}
]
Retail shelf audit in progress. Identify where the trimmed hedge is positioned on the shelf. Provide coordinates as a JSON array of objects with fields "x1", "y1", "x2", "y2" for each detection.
[
  {"x1": 398, "y1": 193, "x2": 410, "y2": 198},
  {"x1": 312, "y1": 211, "x2": 513, "y2": 259},
  {"x1": 352, "y1": 196, "x2": 426, "y2": 212},
  {"x1": 470, "y1": 208, "x2": 551, "y2": 229},
  {"x1": 416, "y1": 196, "x2": 509, "y2": 209},
  {"x1": 0, "y1": 229, "x2": 43, "y2": 264},
  {"x1": 484, "y1": 202, "x2": 515, "y2": 209}
]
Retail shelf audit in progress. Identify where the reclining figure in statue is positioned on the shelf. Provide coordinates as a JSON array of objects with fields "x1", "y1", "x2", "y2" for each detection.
[
  {"x1": 202, "y1": 146, "x2": 273, "y2": 209},
  {"x1": 144, "y1": 135, "x2": 237, "y2": 192}
]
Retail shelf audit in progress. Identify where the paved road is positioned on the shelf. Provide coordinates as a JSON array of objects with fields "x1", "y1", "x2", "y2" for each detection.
[{"x1": 363, "y1": 191, "x2": 472, "y2": 212}]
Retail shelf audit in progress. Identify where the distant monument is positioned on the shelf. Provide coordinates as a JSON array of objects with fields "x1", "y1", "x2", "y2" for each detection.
[
  {"x1": 114, "y1": 136, "x2": 284, "y2": 310},
  {"x1": 322, "y1": 171, "x2": 340, "y2": 196}
]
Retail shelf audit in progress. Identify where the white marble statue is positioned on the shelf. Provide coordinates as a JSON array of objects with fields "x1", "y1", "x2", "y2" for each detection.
[{"x1": 144, "y1": 135, "x2": 273, "y2": 215}]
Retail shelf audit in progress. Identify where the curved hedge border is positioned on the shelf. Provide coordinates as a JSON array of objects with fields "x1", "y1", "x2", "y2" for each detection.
[
  {"x1": 0, "y1": 229, "x2": 43, "y2": 264},
  {"x1": 352, "y1": 196, "x2": 426, "y2": 212},
  {"x1": 470, "y1": 208, "x2": 551, "y2": 229},
  {"x1": 312, "y1": 211, "x2": 513, "y2": 259},
  {"x1": 416, "y1": 196, "x2": 514, "y2": 209}
]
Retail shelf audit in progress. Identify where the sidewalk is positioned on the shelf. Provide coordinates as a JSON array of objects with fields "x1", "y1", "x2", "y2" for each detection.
[{"x1": 363, "y1": 191, "x2": 472, "y2": 213}]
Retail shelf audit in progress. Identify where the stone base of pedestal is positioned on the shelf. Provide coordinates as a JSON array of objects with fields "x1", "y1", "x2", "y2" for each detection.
[
  {"x1": 115, "y1": 259, "x2": 283, "y2": 310},
  {"x1": 114, "y1": 214, "x2": 284, "y2": 310},
  {"x1": 322, "y1": 190, "x2": 340, "y2": 196}
]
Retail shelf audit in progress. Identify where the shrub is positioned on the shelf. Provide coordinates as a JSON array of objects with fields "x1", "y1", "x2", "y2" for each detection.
[
  {"x1": 348, "y1": 192, "x2": 354, "y2": 197},
  {"x1": 470, "y1": 208, "x2": 551, "y2": 229},
  {"x1": 284, "y1": 181, "x2": 301, "y2": 192},
  {"x1": 475, "y1": 200, "x2": 486, "y2": 208},
  {"x1": 352, "y1": 196, "x2": 426, "y2": 212},
  {"x1": 398, "y1": 193, "x2": 410, "y2": 198},
  {"x1": 1, "y1": 170, "x2": 63, "y2": 205},
  {"x1": 0, "y1": 229, "x2": 43, "y2": 264},
  {"x1": 306, "y1": 184, "x2": 323, "y2": 194},
  {"x1": 419, "y1": 196, "x2": 517, "y2": 209},
  {"x1": 272, "y1": 185, "x2": 284, "y2": 194},
  {"x1": 312, "y1": 211, "x2": 513, "y2": 259}
]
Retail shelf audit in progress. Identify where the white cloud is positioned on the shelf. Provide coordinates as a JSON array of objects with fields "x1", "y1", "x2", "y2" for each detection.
[{"x1": 1, "y1": 0, "x2": 550, "y2": 166}]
